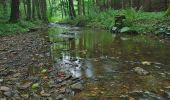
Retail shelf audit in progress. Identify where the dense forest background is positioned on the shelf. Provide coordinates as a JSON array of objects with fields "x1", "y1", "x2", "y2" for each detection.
[
  {"x1": 0, "y1": 0, "x2": 170, "y2": 21},
  {"x1": 0, "y1": 0, "x2": 170, "y2": 35}
]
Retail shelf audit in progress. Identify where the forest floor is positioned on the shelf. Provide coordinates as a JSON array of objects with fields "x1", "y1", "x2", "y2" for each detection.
[
  {"x1": 0, "y1": 26, "x2": 83, "y2": 99},
  {"x1": 0, "y1": 28, "x2": 55, "y2": 99}
]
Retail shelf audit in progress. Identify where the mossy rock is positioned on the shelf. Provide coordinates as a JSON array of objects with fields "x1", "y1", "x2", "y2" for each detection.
[{"x1": 120, "y1": 27, "x2": 138, "y2": 35}]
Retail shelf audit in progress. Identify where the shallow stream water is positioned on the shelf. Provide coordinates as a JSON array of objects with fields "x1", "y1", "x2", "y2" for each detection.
[{"x1": 48, "y1": 24, "x2": 170, "y2": 100}]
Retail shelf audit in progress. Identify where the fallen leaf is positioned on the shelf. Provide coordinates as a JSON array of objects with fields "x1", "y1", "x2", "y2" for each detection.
[
  {"x1": 32, "y1": 83, "x2": 39, "y2": 89},
  {"x1": 41, "y1": 69, "x2": 47, "y2": 73},
  {"x1": 40, "y1": 90, "x2": 51, "y2": 97},
  {"x1": 160, "y1": 89, "x2": 164, "y2": 92}
]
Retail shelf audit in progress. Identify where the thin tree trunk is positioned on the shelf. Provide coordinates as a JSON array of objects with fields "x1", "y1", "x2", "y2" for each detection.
[
  {"x1": 32, "y1": 0, "x2": 36, "y2": 19},
  {"x1": 27, "y1": 0, "x2": 31, "y2": 20},
  {"x1": 62, "y1": 0, "x2": 67, "y2": 17},
  {"x1": 2, "y1": 0, "x2": 8, "y2": 17},
  {"x1": 9, "y1": 0, "x2": 20, "y2": 23},
  {"x1": 35, "y1": 0, "x2": 41, "y2": 19},
  {"x1": 165, "y1": 0, "x2": 168, "y2": 10},
  {"x1": 148, "y1": 0, "x2": 152, "y2": 11},
  {"x1": 82, "y1": 0, "x2": 85, "y2": 15},
  {"x1": 41, "y1": 0, "x2": 48, "y2": 22},
  {"x1": 121, "y1": 0, "x2": 124, "y2": 9},
  {"x1": 68, "y1": 0, "x2": 76, "y2": 19},
  {"x1": 23, "y1": 0, "x2": 27, "y2": 16},
  {"x1": 48, "y1": 0, "x2": 53, "y2": 17},
  {"x1": 78, "y1": 0, "x2": 83, "y2": 16}
]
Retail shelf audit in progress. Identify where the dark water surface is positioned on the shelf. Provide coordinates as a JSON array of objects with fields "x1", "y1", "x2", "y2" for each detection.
[{"x1": 49, "y1": 25, "x2": 170, "y2": 100}]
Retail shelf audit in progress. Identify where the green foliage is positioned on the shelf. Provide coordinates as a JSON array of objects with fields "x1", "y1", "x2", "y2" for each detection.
[
  {"x1": 120, "y1": 27, "x2": 130, "y2": 33},
  {"x1": 68, "y1": 8, "x2": 164, "y2": 33},
  {"x1": 165, "y1": 4, "x2": 170, "y2": 16},
  {"x1": 0, "y1": 20, "x2": 41, "y2": 36}
]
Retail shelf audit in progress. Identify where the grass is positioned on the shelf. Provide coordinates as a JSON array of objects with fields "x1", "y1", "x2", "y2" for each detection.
[
  {"x1": 0, "y1": 19, "x2": 42, "y2": 36},
  {"x1": 0, "y1": 5, "x2": 43, "y2": 36}
]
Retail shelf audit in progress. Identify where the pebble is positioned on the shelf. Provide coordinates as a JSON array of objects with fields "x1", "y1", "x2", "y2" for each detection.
[
  {"x1": 71, "y1": 82, "x2": 83, "y2": 90},
  {"x1": 133, "y1": 67, "x2": 149, "y2": 75},
  {"x1": 3, "y1": 91, "x2": 12, "y2": 97},
  {"x1": 0, "y1": 86, "x2": 10, "y2": 92},
  {"x1": 0, "y1": 79, "x2": 3, "y2": 83},
  {"x1": 21, "y1": 94, "x2": 29, "y2": 99},
  {"x1": 18, "y1": 82, "x2": 32, "y2": 90},
  {"x1": 40, "y1": 90, "x2": 51, "y2": 97}
]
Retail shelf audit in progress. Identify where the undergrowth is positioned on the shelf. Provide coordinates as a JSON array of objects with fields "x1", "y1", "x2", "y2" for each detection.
[
  {"x1": 0, "y1": 20, "x2": 42, "y2": 36},
  {"x1": 63, "y1": 8, "x2": 165, "y2": 34}
]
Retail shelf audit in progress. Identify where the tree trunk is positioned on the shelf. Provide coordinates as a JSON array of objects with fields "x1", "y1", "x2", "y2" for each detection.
[
  {"x1": 23, "y1": 0, "x2": 27, "y2": 16},
  {"x1": 48, "y1": 0, "x2": 53, "y2": 17},
  {"x1": 9, "y1": 0, "x2": 20, "y2": 23},
  {"x1": 165, "y1": 0, "x2": 168, "y2": 10},
  {"x1": 27, "y1": 0, "x2": 31, "y2": 20},
  {"x1": 35, "y1": 0, "x2": 42, "y2": 19},
  {"x1": 68, "y1": 0, "x2": 76, "y2": 19},
  {"x1": 82, "y1": 0, "x2": 85, "y2": 15},
  {"x1": 40, "y1": 0, "x2": 48, "y2": 22},
  {"x1": 148, "y1": 0, "x2": 152, "y2": 11},
  {"x1": 78, "y1": 0, "x2": 83, "y2": 16},
  {"x1": 32, "y1": 0, "x2": 36, "y2": 19}
]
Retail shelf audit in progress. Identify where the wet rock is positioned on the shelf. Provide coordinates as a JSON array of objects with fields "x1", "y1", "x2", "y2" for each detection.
[
  {"x1": 133, "y1": 67, "x2": 149, "y2": 75},
  {"x1": 119, "y1": 94, "x2": 128, "y2": 99},
  {"x1": 28, "y1": 76, "x2": 40, "y2": 83},
  {"x1": 3, "y1": 91, "x2": 12, "y2": 97},
  {"x1": 128, "y1": 90, "x2": 144, "y2": 97},
  {"x1": 110, "y1": 27, "x2": 119, "y2": 33},
  {"x1": 40, "y1": 90, "x2": 51, "y2": 97},
  {"x1": 0, "y1": 86, "x2": 10, "y2": 92},
  {"x1": 0, "y1": 79, "x2": 3, "y2": 83},
  {"x1": 0, "y1": 98, "x2": 7, "y2": 100},
  {"x1": 71, "y1": 82, "x2": 83, "y2": 91},
  {"x1": 0, "y1": 72, "x2": 10, "y2": 77},
  {"x1": 13, "y1": 73, "x2": 20, "y2": 78},
  {"x1": 64, "y1": 74, "x2": 72, "y2": 80},
  {"x1": 21, "y1": 94, "x2": 29, "y2": 99},
  {"x1": 56, "y1": 94, "x2": 67, "y2": 100},
  {"x1": 18, "y1": 82, "x2": 32, "y2": 90},
  {"x1": 59, "y1": 87, "x2": 66, "y2": 93}
]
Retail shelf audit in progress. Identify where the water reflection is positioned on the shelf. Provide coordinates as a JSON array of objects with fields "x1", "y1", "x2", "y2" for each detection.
[{"x1": 49, "y1": 26, "x2": 170, "y2": 99}]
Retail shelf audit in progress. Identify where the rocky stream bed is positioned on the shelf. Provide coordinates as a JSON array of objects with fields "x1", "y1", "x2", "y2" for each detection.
[{"x1": 1, "y1": 24, "x2": 170, "y2": 100}]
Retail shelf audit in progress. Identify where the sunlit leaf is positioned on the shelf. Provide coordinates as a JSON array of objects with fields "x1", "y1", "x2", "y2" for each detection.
[
  {"x1": 142, "y1": 61, "x2": 152, "y2": 65},
  {"x1": 120, "y1": 27, "x2": 131, "y2": 33},
  {"x1": 32, "y1": 83, "x2": 39, "y2": 89},
  {"x1": 160, "y1": 89, "x2": 164, "y2": 92},
  {"x1": 165, "y1": 86, "x2": 170, "y2": 89},
  {"x1": 41, "y1": 69, "x2": 47, "y2": 73}
]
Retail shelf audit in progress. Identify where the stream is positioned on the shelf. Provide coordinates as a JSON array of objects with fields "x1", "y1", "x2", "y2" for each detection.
[{"x1": 48, "y1": 24, "x2": 170, "y2": 99}]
